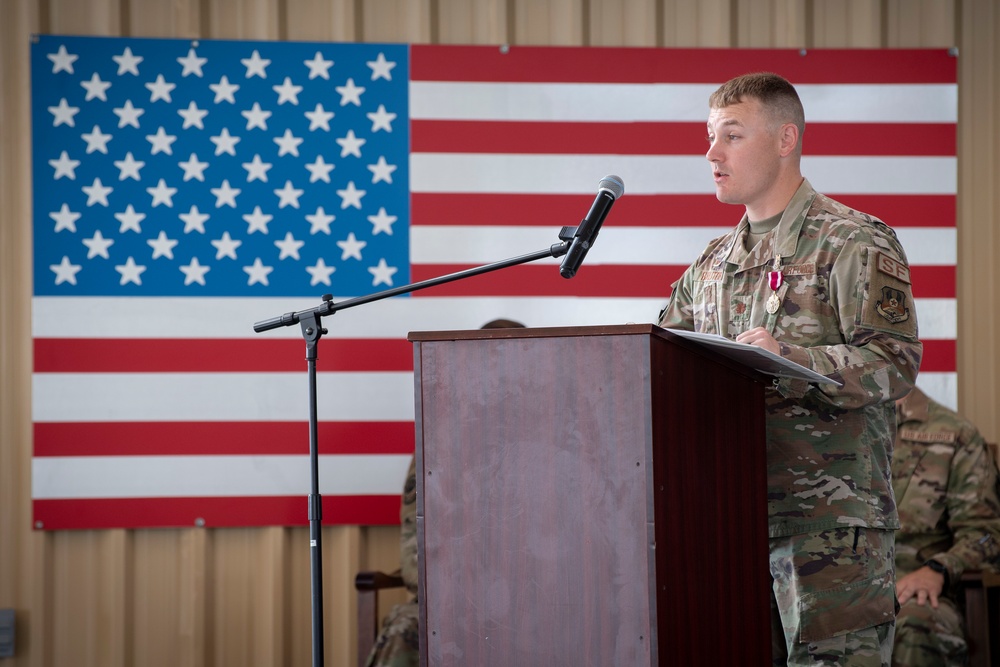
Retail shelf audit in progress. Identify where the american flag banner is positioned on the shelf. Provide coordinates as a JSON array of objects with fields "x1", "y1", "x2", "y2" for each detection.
[{"x1": 31, "y1": 35, "x2": 957, "y2": 530}]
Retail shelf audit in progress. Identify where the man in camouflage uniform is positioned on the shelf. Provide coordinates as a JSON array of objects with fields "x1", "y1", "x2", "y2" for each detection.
[
  {"x1": 892, "y1": 386, "x2": 1000, "y2": 666},
  {"x1": 364, "y1": 456, "x2": 419, "y2": 667},
  {"x1": 658, "y1": 72, "x2": 922, "y2": 665}
]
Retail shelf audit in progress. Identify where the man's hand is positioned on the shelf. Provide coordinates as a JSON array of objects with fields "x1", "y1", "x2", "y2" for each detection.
[
  {"x1": 736, "y1": 327, "x2": 780, "y2": 355},
  {"x1": 896, "y1": 566, "x2": 945, "y2": 608}
]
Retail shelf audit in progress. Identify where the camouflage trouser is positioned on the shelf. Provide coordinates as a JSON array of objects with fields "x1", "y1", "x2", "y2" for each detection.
[
  {"x1": 891, "y1": 595, "x2": 966, "y2": 667},
  {"x1": 770, "y1": 527, "x2": 897, "y2": 666},
  {"x1": 364, "y1": 599, "x2": 419, "y2": 667}
]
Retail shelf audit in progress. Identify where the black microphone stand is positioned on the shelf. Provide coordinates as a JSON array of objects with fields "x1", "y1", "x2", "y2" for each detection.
[{"x1": 252, "y1": 229, "x2": 576, "y2": 667}]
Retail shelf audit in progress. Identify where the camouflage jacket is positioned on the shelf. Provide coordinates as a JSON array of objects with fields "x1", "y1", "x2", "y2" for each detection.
[
  {"x1": 893, "y1": 386, "x2": 1000, "y2": 582},
  {"x1": 659, "y1": 179, "x2": 922, "y2": 537}
]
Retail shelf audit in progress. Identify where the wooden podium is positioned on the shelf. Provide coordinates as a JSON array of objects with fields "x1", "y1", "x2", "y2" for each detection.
[{"x1": 409, "y1": 324, "x2": 771, "y2": 665}]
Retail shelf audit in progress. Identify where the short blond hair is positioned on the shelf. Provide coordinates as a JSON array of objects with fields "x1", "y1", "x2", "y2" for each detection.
[{"x1": 710, "y1": 72, "x2": 805, "y2": 140}]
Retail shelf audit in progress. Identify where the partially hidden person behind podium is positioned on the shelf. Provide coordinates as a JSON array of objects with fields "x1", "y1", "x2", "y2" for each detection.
[
  {"x1": 656, "y1": 72, "x2": 923, "y2": 666},
  {"x1": 364, "y1": 317, "x2": 526, "y2": 667},
  {"x1": 892, "y1": 385, "x2": 1000, "y2": 667}
]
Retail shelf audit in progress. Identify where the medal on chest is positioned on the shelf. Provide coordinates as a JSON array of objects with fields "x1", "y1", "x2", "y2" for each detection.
[{"x1": 766, "y1": 256, "x2": 783, "y2": 314}]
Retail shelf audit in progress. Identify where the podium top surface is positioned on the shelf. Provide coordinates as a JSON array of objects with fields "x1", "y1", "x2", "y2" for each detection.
[{"x1": 407, "y1": 323, "x2": 659, "y2": 343}]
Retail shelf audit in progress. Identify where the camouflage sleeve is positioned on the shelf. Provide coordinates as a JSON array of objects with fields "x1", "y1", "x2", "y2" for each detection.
[
  {"x1": 399, "y1": 456, "x2": 418, "y2": 595},
  {"x1": 775, "y1": 236, "x2": 922, "y2": 410},
  {"x1": 934, "y1": 428, "x2": 1000, "y2": 580},
  {"x1": 657, "y1": 273, "x2": 695, "y2": 330}
]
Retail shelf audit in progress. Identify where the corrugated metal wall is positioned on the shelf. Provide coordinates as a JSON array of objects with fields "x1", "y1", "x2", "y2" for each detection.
[{"x1": 2, "y1": 1, "x2": 997, "y2": 665}]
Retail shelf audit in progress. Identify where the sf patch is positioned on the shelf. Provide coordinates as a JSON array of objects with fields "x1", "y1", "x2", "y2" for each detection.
[{"x1": 875, "y1": 286, "x2": 910, "y2": 323}]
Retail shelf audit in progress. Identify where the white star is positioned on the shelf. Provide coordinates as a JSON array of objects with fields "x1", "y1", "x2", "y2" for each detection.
[
  {"x1": 81, "y1": 72, "x2": 111, "y2": 101},
  {"x1": 242, "y1": 206, "x2": 272, "y2": 233},
  {"x1": 241, "y1": 102, "x2": 272, "y2": 130},
  {"x1": 337, "y1": 232, "x2": 367, "y2": 261},
  {"x1": 115, "y1": 204, "x2": 146, "y2": 233},
  {"x1": 146, "y1": 178, "x2": 178, "y2": 207},
  {"x1": 273, "y1": 129, "x2": 303, "y2": 157},
  {"x1": 367, "y1": 156, "x2": 397, "y2": 184},
  {"x1": 178, "y1": 153, "x2": 209, "y2": 181},
  {"x1": 242, "y1": 154, "x2": 272, "y2": 183},
  {"x1": 211, "y1": 231, "x2": 242, "y2": 259},
  {"x1": 304, "y1": 51, "x2": 334, "y2": 79},
  {"x1": 273, "y1": 77, "x2": 302, "y2": 105},
  {"x1": 274, "y1": 180, "x2": 304, "y2": 209},
  {"x1": 115, "y1": 256, "x2": 147, "y2": 285},
  {"x1": 50, "y1": 256, "x2": 82, "y2": 285},
  {"x1": 83, "y1": 177, "x2": 113, "y2": 207},
  {"x1": 113, "y1": 99, "x2": 144, "y2": 128},
  {"x1": 210, "y1": 128, "x2": 240, "y2": 156},
  {"x1": 180, "y1": 257, "x2": 211, "y2": 285},
  {"x1": 48, "y1": 45, "x2": 78, "y2": 74},
  {"x1": 177, "y1": 47, "x2": 207, "y2": 77},
  {"x1": 83, "y1": 230, "x2": 114, "y2": 259},
  {"x1": 306, "y1": 258, "x2": 336, "y2": 286},
  {"x1": 146, "y1": 126, "x2": 178, "y2": 155},
  {"x1": 241, "y1": 50, "x2": 271, "y2": 78},
  {"x1": 211, "y1": 180, "x2": 241, "y2": 208},
  {"x1": 178, "y1": 101, "x2": 208, "y2": 129},
  {"x1": 50, "y1": 203, "x2": 81, "y2": 232},
  {"x1": 210, "y1": 75, "x2": 240, "y2": 103},
  {"x1": 304, "y1": 103, "x2": 334, "y2": 131},
  {"x1": 305, "y1": 155, "x2": 335, "y2": 183},
  {"x1": 147, "y1": 230, "x2": 179, "y2": 259},
  {"x1": 113, "y1": 47, "x2": 143, "y2": 75},
  {"x1": 114, "y1": 152, "x2": 145, "y2": 180},
  {"x1": 180, "y1": 206, "x2": 210, "y2": 233},
  {"x1": 336, "y1": 129, "x2": 366, "y2": 158},
  {"x1": 243, "y1": 257, "x2": 273, "y2": 286},
  {"x1": 368, "y1": 207, "x2": 398, "y2": 235},
  {"x1": 335, "y1": 78, "x2": 365, "y2": 106},
  {"x1": 367, "y1": 52, "x2": 396, "y2": 81},
  {"x1": 48, "y1": 98, "x2": 80, "y2": 127},
  {"x1": 367, "y1": 258, "x2": 398, "y2": 286},
  {"x1": 275, "y1": 232, "x2": 305, "y2": 260},
  {"x1": 145, "y1": 74, "x2": 176, "y2": 102},
  {"x1": 306, "y1": 207, "x2": 335, "y2": 235},
  {"x1": 367, "y1": 104, "x2": 397, "y2": 133},
  {"x1": 337, "y1": 181, "x2": 366, "y2": 209},
  {"x1": 81, "y1": 125, "x2": 112, "y2": 154},
  {"x1": 49, "y1": 151, "x2": 81, "y2": 180}
]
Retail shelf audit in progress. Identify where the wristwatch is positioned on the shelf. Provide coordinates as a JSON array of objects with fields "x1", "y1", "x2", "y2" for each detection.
[{"x1": 924, "y1": 559, "x2": 950, "y2": 587}]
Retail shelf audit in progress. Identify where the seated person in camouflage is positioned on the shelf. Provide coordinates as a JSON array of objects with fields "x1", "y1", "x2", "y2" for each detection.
[
  {"x1": 892, "y1": 386, "x2": 1000, "y2": 667},
  {"x1": 365, "y1": 318, "x2": 525, "y2": 667},
  {"x1": 364, "y1": 457, "x2": 418, "y2": 667}
]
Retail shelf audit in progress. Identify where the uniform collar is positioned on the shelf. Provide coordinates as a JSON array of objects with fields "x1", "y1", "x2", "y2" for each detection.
[
  {"x1": 716, "y1": 178, "x2": 816, "y2": 271},
  {"x1": 896, "y1": 386, "x2": 931, "y2": 426}
]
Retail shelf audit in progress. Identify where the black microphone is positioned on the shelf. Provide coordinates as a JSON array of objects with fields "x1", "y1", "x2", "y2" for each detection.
[{"x1": 559, "y1": 174, "x2": 625, "y2": 279}]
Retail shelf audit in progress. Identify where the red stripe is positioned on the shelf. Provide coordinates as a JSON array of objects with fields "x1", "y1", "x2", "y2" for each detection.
[
  {"x1": 409, "y1": 264, "x2": 956, "y2": 299},
  {"x1": 33, "y1": 495, "x2": 401, "y2": 530},
  {"x1": 412, "y1": 46, "x2": 956, "y2": 84},
  {"x1": 918, "y1": 339, "x2": 955, "y2": 373},
  {"x1": 33, "y1": 421, "x2": 415, "y2": 456},
  {"x1": 412, "y1": 120, "x2": 956, "y2": 157},
  {"x1": 33, "y1": 337, "x2": 414, "y2": 373},
  {"x1": 411, "y1": 193, "x2": 956, "y2": 228}
]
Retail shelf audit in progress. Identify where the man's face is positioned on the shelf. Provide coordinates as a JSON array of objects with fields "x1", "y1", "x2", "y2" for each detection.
[{"x1": 705, "y1": 98, "x2": 784, "y2": 215}]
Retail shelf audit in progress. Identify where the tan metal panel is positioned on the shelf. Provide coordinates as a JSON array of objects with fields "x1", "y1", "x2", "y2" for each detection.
[
  {"x1": 46, "y1": 0, "x2": 122, "y2": 34},
  {"x1": 436, "y1": 0, "x2": 511, "y2": 45},
  {"x1": 735, "y1": 0, "x2": 809, "y2": 48},
  {"x1": 202, "y1": 0, "x2": 282, "y2": 40},
  {"x1": 512, "y1": 0, "x2": 584, "y2": 45},
  {"x1": 886, "y1": 0, "x2": 956, "y2": 47},
  {"x1": 587, "y1": 0, "x2": 657, "y2": 47},
  {"x1": 361, "y1": 0, "x2": 433, "y2": 43},
  {"x1": 284, "y1": 0, "x2": 359, "y2": 42},
  {"x1": 811, "y1": 0, "x2": 882, "y2": 48},
  {"x1": 662, "y1": 0, "x2": 731, "y2": 47},
  {"x1": 123, "y1": 0, "x2": 203, "y2": 38}
]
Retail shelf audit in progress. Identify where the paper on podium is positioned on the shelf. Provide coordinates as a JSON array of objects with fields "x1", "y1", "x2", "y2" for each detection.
[{"x1": 664, "y1": 328, "x2": 842, "y2": 386}]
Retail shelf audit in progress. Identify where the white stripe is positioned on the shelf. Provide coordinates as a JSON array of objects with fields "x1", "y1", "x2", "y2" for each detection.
[
  {"x1": 32, "y1": 372, "x2": 416, "y2": 422},
  {"x1": 915, "y1": 372, "x2": 957, "y2": 411},
  {"x1": 411, "y1": 226, "x2": 957, "y2": 267},
  {"x1": 410, "y1": 82, "x2": 957, "y2": 123},
  {"x1": 410, "y1": 154, "x2": 957, "y2": 195},
  {"x1": 32, "y1": 454, "x2": 412, "y2": 498},
  {"x1": 31, "y1": 295, "x2": 954, "y2": 340}
]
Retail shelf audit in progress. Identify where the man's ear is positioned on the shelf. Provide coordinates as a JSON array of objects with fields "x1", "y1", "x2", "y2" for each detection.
[{"x1": 779, "y1": 122, "x2": 799, "y2": 157}]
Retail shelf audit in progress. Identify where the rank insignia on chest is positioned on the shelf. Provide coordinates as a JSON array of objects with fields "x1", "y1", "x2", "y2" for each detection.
[{"x1": 875, "y1": 285, "x2": 910, "y2": 323}]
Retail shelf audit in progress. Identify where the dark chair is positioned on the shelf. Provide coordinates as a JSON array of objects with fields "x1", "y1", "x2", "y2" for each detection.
[{"x1": 354, "y1": 570, "x2": 405, "y2": 667}]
